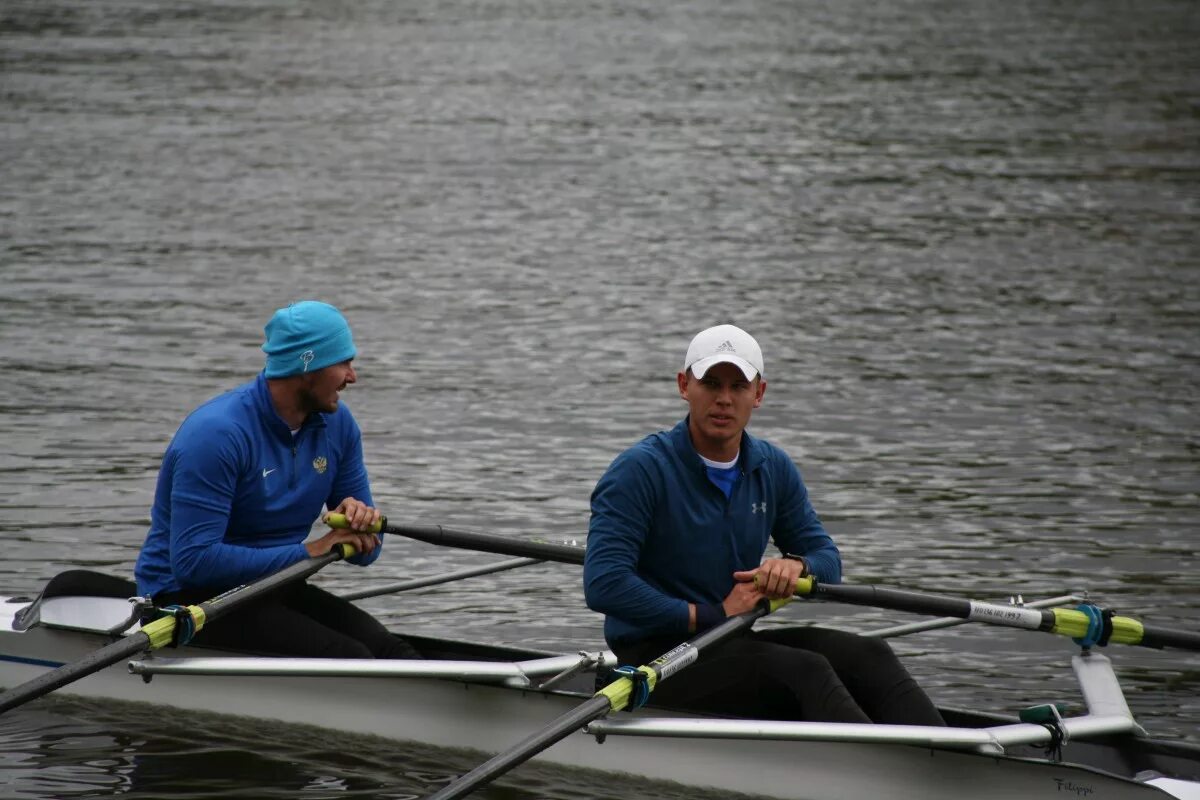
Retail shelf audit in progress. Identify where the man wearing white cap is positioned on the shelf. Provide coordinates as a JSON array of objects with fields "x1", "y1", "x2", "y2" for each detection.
[
  {"x1": 134, "y1": 300, "x2": 418, "y2": 659},
  {"x1": 584, "y1": 324, "x2": 942, "y2": 724}
]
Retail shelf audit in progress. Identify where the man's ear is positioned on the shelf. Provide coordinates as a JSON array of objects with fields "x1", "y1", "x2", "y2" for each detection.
[{"x1": 677, "y1": 371, "x2": 690, "y2": 400}]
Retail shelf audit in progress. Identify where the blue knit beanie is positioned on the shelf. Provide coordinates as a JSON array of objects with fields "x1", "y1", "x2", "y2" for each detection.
[{"x1": 261, "y1": 301, "x2": 357, "y2": 379}]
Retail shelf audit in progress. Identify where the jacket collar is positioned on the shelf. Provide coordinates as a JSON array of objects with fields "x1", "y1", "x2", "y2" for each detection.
[
  {"x1": 669, "y1": 417, "x2": 766, "y2": 473},
  {"x1": 254, "y1": 372, "x2": 328, "y2": 443}
]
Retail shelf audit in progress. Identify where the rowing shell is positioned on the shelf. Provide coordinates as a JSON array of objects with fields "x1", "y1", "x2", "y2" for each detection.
[{"x1": 1, "y1": 571, "x2": 1198, "y2": 799}]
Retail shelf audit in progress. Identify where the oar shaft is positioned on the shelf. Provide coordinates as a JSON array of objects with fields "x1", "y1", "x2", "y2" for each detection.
[
  {"x1": 0, "y1": 546, "x2": 352, "y2": 716},
  {"x1": 1140, "y1": 625, "x2": 1200, "y2": 651},
  {"x1": 198, "y1": 548, "x2": 346, "y2": 623},
  {"x1": 340, "y1": 557, "x2": 543, "y2": 601},
  {"x1": 863, "y1": 594, "x2": 1082, "y2": 639},
  {"x1": 0, "y1": 633, "x2": 149, "y2": 713},
  {"x1": 423, "y1": 602, "x2": 782, "y2": 800},
  {"x1": 425, "y1": 696, "x2": 610, "y2": 800},
  {"x1": 797, "y1": 579, "x2": 1200, "y2": 652},
  {"x1": 386, "y1": 523, "x2": 584, "y2": 565},
  {"x1": 812, "y1": 584, "x2": 975, "y2": 619},
  {"x1": 325, "y1": 515, "x2": 586, "y2": 565}
]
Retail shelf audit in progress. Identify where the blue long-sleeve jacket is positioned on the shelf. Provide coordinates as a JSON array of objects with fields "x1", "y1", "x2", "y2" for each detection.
[
  {"x1": 134, "y1": 373, "x2": 380, "y2": 597},
  {"x1": 584, "y1": 418, "x2": 841, "y2": 646}
]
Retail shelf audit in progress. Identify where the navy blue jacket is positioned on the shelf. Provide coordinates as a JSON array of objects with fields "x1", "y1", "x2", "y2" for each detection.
[{"x1": 584, "y1": 418, "x2": 841, "y2": 646}]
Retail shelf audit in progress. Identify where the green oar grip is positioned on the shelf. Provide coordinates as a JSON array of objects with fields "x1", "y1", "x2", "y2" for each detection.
[
  {"x1": 323, "y1": 513, "x2": 385, "y2": 535},
  {"x1": 751, "y1": 573, "x2": 814, "y2": 598}
]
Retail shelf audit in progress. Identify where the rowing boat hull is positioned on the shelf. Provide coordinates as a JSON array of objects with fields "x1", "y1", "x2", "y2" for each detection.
[{"x1": 1, "y1": 595, "x2": 1195, "y2": 799}]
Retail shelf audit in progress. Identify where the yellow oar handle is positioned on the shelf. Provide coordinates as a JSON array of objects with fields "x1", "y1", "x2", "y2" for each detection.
[
  {"x1": 324, "y1": 513, "x2": 385, "y2": 534},
  {"x1": 332, "y1": 542, "x2": 359, "y2": 559},
  {"x1": 767, "y1": 596, "x2": 793, "y2": 613},
  {"x1": 748, "y1": 573, "x2": 816, "y2": 597},
  {"x1": 793, "y1": 576, "x2": 815, "y2": 596}
]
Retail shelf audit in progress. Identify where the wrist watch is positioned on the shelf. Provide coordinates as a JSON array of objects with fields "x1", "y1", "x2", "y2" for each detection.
[{"x1": 783, "y1": 554, "x2": 809, "y2": 578}]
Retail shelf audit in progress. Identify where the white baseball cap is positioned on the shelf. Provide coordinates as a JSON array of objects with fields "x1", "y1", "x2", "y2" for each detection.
[{"x1": 683, "y1": 324, "x2": 764, "y2": 381}]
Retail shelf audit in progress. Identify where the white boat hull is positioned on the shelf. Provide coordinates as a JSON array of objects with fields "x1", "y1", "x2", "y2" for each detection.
[{"x1": 2, "y1": 593, "x2": 1197, "y2": 800}]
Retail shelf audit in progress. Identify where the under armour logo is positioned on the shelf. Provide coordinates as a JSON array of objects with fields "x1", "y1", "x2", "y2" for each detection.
[
  {"x1": 716, "y1": 340, "x2": 736, "y2": 353},
  {"x1": 300, "y1": 350, "x2": 315, "y2": 372},
  {"x1": 752, "y1": 502, "x2": 767, "y2": 514}
]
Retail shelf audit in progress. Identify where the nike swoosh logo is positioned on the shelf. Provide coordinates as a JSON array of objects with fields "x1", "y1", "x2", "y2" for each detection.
[{"x1": 262, "y1": 468, "x2": 276, "y2": 478}]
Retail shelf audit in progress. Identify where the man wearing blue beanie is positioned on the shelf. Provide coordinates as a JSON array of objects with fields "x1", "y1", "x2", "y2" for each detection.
[{"x1": 134, "y1": 301, "x2": 418, "y2": 659}]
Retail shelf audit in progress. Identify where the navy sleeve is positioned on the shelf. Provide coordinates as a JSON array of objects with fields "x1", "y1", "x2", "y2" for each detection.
[
  {"x1": 769, "y1": 453, "x2": 842, "y2": 584},
  {"x1": 584, "y1": 450, "x2": 690, "y2": 639}
]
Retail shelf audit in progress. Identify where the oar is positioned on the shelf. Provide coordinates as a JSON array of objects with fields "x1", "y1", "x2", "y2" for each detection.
[
  {"x1": 423, "y1": 598, "x2": 791, "y2": 800},
  {"x1": 325, "y1": 514, "x2": 585, "y2": 565},
  {"x1": 863, "y1": 594, "x2": 1083, "y2": 639},
  {"x1": 340, "y1": 557, "x2": 542, "y2": 601},
  {"x1": 792, "y1": 578, "x2": 1200, "y2": 652},
  {"x1": 0, "y1": 544, "x2": 357, "y2": 715},
  {"x1": 335, "y1": 515, "x2": 1198, "y2": 652}
]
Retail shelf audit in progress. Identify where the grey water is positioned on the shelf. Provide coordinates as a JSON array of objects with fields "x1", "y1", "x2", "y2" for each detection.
[{"x1": 1, "y1": 0, "x2": 1198, "y2": 797}]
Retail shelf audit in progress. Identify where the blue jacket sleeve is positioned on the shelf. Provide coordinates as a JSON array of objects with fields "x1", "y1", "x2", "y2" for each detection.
[
  {"x1": 770, "y1": 457, "x2": 842, "y2": 584},
  {"x1": 584, "y1": 451, "x2": 690, "y2": 639},
  {"x1": 169, "y1": 435, "x2": 310, "y2": 590}
]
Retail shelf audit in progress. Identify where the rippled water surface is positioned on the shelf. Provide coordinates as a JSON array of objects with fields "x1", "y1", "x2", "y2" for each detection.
[{"x1": 2, "y1": 0, "x2": 1198, "y2": 797}]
